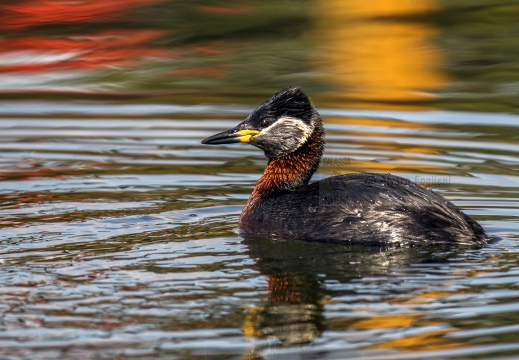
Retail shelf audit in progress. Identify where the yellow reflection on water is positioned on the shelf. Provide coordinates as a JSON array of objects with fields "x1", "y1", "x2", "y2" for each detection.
[{"x1": 312, "y1": 0, "x2": 447, "y2": 109}]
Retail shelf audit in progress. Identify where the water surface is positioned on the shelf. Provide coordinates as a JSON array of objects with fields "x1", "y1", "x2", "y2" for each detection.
[
  {"x1": 1, "y1": 1, "x2": 519, "y2": 359},
  {"x1": 1, "y1": 102, "x2": 518, "y2": 359}
]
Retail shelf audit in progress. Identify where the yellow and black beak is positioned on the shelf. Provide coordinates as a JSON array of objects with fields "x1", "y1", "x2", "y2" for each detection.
[{"x1": 201, "y1": 128, "x2": 260, "y2": 145}]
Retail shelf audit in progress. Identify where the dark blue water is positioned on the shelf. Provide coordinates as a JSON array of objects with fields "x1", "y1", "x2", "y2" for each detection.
[{"x1": 1, "y1": 1, "x2": 519, "y2": 359}]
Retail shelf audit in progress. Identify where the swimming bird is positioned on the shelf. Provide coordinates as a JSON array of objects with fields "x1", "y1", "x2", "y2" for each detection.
[{"x1": 202, "y1": 87, "x2": 487, "y2": 245}]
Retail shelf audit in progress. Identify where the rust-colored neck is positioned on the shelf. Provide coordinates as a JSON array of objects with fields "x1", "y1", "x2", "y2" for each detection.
[{"x1": 241, "y1": 125, "x2": 324, "y2": 221}]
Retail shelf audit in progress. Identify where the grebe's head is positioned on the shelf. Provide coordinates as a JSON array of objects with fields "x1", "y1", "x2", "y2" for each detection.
[{"x1": 202, "y1": 87, "x2": 321, "y2": 158}]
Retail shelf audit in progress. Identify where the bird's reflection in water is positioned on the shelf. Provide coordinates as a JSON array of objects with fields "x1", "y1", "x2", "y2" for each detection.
[{"x1": 242, "y1": 235, "x2": 457, "y2": 353}]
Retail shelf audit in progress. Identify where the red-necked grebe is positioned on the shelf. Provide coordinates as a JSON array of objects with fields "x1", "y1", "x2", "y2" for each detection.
[{"x1": 202, "y1": 87, "x2": 487, "y2": 245}]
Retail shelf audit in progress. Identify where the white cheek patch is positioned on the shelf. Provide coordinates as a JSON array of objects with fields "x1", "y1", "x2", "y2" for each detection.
[{"x1": 259, "y1": 116, "x2": 313, "y2": 153}]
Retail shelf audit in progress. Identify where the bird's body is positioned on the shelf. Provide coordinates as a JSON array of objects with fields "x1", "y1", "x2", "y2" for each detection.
[
  {"x1": 202, "y1": 87, "x2": 487, "y2": 245},
  {"x1": 240, "y1": 172, "x2": 486, "y2": 245}
]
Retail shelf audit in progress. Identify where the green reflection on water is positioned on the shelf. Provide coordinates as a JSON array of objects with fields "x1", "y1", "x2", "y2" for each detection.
[{"x1": 2, "y1": 0, "x2": 519, "y2": 112}]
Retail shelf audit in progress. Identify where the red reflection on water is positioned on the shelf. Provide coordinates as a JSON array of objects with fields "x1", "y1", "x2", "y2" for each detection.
[
  {"x1": 0, "y1": 0, "x2": 164, "y2": 29},
  {"x1": 190, "y1": 44, "x2": 231, "y2": 56},
  {"x1": 0, "y1": 0, "x2": 172, "y2": 77},
  {"x1": 0, "y1": 30, "x2": 171, "y2": 73},
  {"x1": 0, "y1": 0, "x2": 237, "y2": 92}
]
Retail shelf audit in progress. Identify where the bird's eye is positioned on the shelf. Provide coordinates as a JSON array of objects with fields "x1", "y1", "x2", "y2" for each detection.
[{"x1": 260, "y1": 118, "x2": 273, "y2": 128}]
